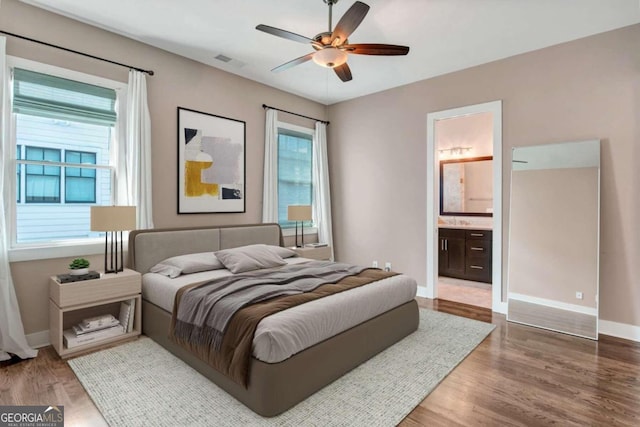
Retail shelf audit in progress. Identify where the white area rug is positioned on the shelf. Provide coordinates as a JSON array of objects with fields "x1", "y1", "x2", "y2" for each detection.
[{"x1": 69, "y1": 309, "x2": 495, "y2": 427}]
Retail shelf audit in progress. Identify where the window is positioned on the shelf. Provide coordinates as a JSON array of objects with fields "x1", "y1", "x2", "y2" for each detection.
[
  {"x1": 277, "y1": 125, "x2": 313, "y2": 228},
  {"x1": 9, "y1": 61, "x2": 122, "y2": 246},
  {"x1": 25, "y1": 146, "x2": 61, "y2": 203},
  {"x1": 65, "y1": 151, "x2": 97, "y2": 203}
]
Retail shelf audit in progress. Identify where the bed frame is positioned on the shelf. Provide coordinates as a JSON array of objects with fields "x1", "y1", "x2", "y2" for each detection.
[{"x1": 129, "y1": 223, "x2": 419, "y2": 417}]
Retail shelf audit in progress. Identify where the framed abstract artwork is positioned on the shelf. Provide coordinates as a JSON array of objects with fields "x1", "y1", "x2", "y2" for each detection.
[{"x1": 177, "y1": 107, "x2": 246, "y2": 214}]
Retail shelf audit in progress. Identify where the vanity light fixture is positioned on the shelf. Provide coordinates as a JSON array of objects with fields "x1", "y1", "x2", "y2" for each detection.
[{"x1": 439, "y1": 146, "x2": 473, "y2": 158}]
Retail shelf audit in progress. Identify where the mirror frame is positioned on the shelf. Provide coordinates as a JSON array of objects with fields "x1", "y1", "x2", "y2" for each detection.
[
  {"x1": 506, "y1": 140, "x2": 600, "y2": 340},
  {"x1": 439, "y1": 155, "x2": 493, "y2": 217}
]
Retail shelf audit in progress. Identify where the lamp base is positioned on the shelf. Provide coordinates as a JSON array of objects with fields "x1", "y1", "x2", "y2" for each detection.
[
  {"x1": 294, "y1": 221, "x2": 306, "y2": 248},
  {"x1": 103, "y1": 231, "x2": 125, "y2": 274}
]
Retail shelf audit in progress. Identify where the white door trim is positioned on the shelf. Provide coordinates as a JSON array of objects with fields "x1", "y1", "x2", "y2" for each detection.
[{"x1": 426, "y1": 100, "x2": 506, "y2": 314}]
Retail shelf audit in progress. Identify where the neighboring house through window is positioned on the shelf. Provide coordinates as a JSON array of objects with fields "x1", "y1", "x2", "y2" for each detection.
[
  {"x1": 25, "y1": 146, "x2": 61, "y2": 203},
  {"x1": 8, "y1": 58, "x2": 124, "y2": 247},
  {"x1": 65, "y1": 150, "x2": 97, "y2": 203},
  {"x1": 277, "y1": 124, "x2": 313, "y2": 229}
]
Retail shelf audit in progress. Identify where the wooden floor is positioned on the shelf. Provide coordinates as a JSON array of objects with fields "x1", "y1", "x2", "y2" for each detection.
[{"x1": 2, "y1": 298, "x2": 639, "y2": 426}]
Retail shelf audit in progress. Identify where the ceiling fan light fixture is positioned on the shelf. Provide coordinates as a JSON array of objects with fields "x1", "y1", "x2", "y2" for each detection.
[{"x1": 312, "y1": 47, "x2": 348, "y2": 68}]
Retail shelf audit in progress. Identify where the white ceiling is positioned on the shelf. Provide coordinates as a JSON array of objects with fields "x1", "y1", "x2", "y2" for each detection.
[{"x1": 21, "y1": 0, "x2": 640, "y2": 105}]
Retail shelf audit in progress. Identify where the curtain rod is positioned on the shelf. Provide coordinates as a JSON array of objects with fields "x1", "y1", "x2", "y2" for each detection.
[
  {"x1": 262, "y1": 104, "x2": 329, "y2": 125},
  {"x1": 0, "y1": 30, "x2": 154, "y2": 76}
]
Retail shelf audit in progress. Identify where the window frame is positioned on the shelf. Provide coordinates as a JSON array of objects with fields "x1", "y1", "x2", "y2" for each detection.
[
  {"x1": 16, "y1": 144, "x2": 21, "y2": 203},
  {"x1": 6, "y1": 56, "x2": 127, "y2": 262},
  {"x1": 276, "y1": 121, "x2": 317, "y2": 237}
]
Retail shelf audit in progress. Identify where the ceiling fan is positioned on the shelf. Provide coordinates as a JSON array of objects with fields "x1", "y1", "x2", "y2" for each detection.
[{"x1": 256, "y1": 0, "x2": 410, "y2": 82}]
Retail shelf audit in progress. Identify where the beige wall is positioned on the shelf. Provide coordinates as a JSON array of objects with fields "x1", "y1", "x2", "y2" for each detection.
[
  {"x1": 328, "y1": 24, "x2": 640, "y2": 327},
  {"x1": 2, "y1": 0, "x2": 325, "y2": 335}
]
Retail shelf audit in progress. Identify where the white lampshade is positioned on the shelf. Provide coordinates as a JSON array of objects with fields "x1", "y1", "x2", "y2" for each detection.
[
  {"x1": 91, "y1": 206, "x2": 136, "y2": 231},
  {"x1": 312, "y1": 48, "x2": 348, "y2": 68},
  {"x1": 287, "y1": 205, "x2": 312, "y2": 221}
]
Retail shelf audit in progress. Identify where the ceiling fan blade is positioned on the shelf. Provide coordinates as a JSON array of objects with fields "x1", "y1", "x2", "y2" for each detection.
[
  {"x1": 342, "y1": 44, "x2": 410, "y2": 56},
  {"x1": 333, "y1": 63, "x2": 353, "y2": 82},
  {"x1": 256, "y1": 24, "x2": 313, "y2": 44},
  {"x1": 271, "y1": 52, "x2": 315, "y2": 73},
  {"x1": 331, "y1": 1, "x2": 370, "y2": 44}
]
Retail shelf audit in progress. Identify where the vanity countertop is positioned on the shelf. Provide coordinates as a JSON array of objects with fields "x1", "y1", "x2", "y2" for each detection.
[{"x1": 438, "y1": 224, "x2": 493, "y2": 231}]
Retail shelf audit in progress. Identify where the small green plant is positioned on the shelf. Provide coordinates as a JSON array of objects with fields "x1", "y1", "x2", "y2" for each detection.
[{"x1": 69, "y1": 258, "x2": 90, "y2": 270}]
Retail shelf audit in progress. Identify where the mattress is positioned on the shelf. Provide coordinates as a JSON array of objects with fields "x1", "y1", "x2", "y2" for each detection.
[{"x1": 142, "y1": 258, "x2": 417, "y2": 363}]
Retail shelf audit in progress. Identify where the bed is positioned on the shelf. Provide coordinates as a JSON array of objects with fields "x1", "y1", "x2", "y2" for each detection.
[{"x1": 129, "y1": 223, "x2": 419, "y2": 417}]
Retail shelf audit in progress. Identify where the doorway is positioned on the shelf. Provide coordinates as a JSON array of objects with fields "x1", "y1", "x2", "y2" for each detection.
[{"x1": 425, "y1": 101, "x2": 506, "y2": 314}]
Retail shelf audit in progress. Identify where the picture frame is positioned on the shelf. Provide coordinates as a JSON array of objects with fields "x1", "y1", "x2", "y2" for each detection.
[{"x1": 177, "y1": 107, "x2": 246, "y2": 214}]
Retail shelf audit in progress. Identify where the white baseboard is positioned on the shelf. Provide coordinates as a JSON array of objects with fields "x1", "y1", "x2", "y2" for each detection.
[
  {"x1": 599, "y1": 320, "x2": 640, "y2": 342},
  {"x1": 508, "y1": 292, "x2": 598, "y2": 316},
  {"x1": 416, "y1": 286, "x2": 428, "y2": 298},
  {"x1": 493, "y1": 301, "x2": 508, "y2": 314},
  {"x1": 26, "y1": 330, "x2": 50, "y2": 349}
]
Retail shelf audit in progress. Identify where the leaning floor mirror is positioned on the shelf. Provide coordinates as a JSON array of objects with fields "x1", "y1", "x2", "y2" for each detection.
[{"x1": 507, "y1": 140, "x2": 600, "y2": 339}]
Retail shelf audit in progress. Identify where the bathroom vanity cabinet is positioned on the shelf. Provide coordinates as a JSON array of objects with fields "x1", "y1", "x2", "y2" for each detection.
[{"x1": 439, "y1": 228, "x2": 492, "y2": 283}]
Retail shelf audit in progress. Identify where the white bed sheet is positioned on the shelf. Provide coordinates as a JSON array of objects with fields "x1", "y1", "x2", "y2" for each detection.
[{"x1": 142, "y1": 258, "x2": 417, "y2": 363}]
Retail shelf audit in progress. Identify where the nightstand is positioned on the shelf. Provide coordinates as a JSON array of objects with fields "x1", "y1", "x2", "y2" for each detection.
[
  {"x1": 292, "y1": 245, "x2": 332, "y2": 261},
  {"x1": 49, "y1": 268, "x2": 141, "y2": 358}
]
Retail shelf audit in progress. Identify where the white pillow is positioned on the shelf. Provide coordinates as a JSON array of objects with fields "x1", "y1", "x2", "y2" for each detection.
[
  {"x1": 149, "y1": 252, "x2": 224, "y2": 278},
  {"x1": 215, "y1": 244, "x2": 288, "y2": 274}
]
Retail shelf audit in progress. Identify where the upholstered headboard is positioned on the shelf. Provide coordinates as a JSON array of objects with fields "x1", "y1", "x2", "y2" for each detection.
[{"x1": 128, "y1": 223, "x2": 284, "y2": 274}]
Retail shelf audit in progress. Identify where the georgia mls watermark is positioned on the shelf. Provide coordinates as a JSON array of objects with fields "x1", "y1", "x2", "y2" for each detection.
[{"x1": 0, "y1": 406, "x2": 64, "y2": 427}]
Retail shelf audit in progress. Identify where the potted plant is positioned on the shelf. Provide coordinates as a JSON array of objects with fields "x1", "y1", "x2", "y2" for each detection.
[{"x1": 69, "y1": 258, "x2": 90, "y2": 276}]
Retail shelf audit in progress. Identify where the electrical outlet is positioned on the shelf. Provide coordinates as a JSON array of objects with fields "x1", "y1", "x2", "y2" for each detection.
[
  {"x1": 384, "y1": 262, "x2": 392, "y2": 272},
  {"x1": 372, "y1": 260, "x2": 378, "y2": 268},
  {"x1": 576, "y1": 291, "x2": 583, "y2": 300}
]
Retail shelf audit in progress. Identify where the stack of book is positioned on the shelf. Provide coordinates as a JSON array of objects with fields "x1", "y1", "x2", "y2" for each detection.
[
  {"x1": 305, "y1": 243, "x2": 328, "y2": 248},
  {"x1": 63, "y1": 314, "x2": 123, "y2": 348},
  {"x1": 62, "y1": 299, "x2": 135, "y2": 349}
]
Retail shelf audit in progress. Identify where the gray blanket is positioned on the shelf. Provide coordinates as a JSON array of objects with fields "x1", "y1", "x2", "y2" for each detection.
[{"x1": 173, "y1": 261, "x2": 367, "y2": 351}]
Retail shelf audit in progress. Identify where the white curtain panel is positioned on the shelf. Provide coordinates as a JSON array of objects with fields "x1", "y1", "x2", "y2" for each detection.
[
  {"x1": 0, "y1": 36, "x2": 37, "y2": 361},
  {"x1": 262, "y1": 108, "x2": 279, "y2": 223},
  {"x1": 312, "y1": 122, "x2": 334, "y2": 260},
  {"x1": 123, "y1": 69, "x2": 153, "y2": 229}
]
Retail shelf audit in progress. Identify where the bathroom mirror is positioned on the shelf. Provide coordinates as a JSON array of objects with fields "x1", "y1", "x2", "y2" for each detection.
[
  {"x1": 440, "y1": 156, "x2": 493, "y2": 216},
  {"x1": 507, "y1": 140, "x2": 600, "y2": 340}
]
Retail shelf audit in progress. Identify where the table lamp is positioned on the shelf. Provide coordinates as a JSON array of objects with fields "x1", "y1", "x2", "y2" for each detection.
[
  {"x1": 91, "y1": 206, "x2": 136, "y2": 274},
  {"x1": 288, "y1": 205, "x2": 312, "y2": 248}
]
